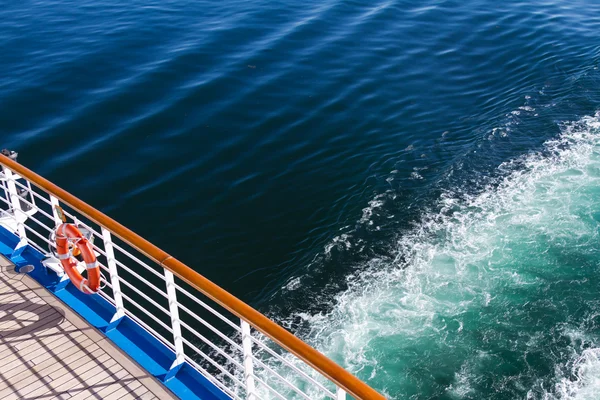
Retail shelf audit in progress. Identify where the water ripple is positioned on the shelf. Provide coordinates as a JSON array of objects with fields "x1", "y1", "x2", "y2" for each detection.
[{"x1": 2, "y1": 0, "x2": 600, "y2": 397}]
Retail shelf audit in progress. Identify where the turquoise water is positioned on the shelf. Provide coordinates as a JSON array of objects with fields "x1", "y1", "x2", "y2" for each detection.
[
  {"x1": 284, "y1": 116, "x2": 600, "y2": 399},
  {"x1": 3, "y1": 0, "x2": 600, "y2": 398}
]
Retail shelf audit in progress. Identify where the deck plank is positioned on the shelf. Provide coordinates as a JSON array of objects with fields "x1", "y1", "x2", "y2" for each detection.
[{"x1": 0, "y1": 256, "x2": 178, "y2": 400}]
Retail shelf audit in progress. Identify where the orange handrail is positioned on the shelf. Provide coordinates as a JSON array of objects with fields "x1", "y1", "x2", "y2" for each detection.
[{"x1": 0, "y1": 154, "x2": 385, "y2": 400}]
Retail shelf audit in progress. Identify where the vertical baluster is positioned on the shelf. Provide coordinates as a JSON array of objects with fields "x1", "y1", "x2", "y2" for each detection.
[
  {"x1": 1, "y1": 174, "x2": 9, "y2": 210},
  {"x1": 50, "y1": 196, "x2": 63, "y2": 227},
  {"x1": 336, "y1": 387, "x2": 347, "y2": 400},
  {"x1": 25, "y1": 180, "x2": 35, "y2": 209},
  {"x1": 240, "y1": 320, "x2": 257, "y2": 400},
  {"x1": 102, "y1": 227, "x2": 125, "y2": 321},
  {"x1": 3, "y1": 167, "x2": 27, "y2": 246},
  {"x1": 165, "y1": 270, "x2": 185, "y2": 368}
]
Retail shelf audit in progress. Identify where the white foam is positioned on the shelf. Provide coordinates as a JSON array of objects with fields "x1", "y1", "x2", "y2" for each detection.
[
  {"x1": 324, "y1": 233, "x2": 353, "y2": 258},
  {"x1": 540, "y1": 348, "x2": 600, "y2": 400},
  {"x1": 359, "y1": 194, "x2": 387, "y2": 224},
  {"x1": 275, "y1": 113, "x2": 600, "y2": 397}
]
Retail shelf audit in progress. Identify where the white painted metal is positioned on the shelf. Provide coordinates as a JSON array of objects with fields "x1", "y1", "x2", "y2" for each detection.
[
  {"x1": 5, "y1": 173, "x2": 38, "y2": 220},
  {"x1": 121, "y1": 297, "x2": 178, "y2": 349},
  {"x1": 3, "y1": 168, "x2": 27, "y2": 247},
  {"x1": 183, "y1": 354, "x2": 247, "y2": 400},
  {"x1": 179, "y1": 319, "x2": 244, "y2": 367},
  {"x1": 20, "y1": 221, "x2": 53, "y2": 247},
  {"x1": 241, "y1": 319, "x2": 257, "y2": 400},
  {"x1": 175, "y1": 283, "x2": 242, "y2": 332},
  {"x1": 102, "y1": 227, "x2": 125, "y2": 322},
  {"x1": 111, "y1": 241, "x2": 166, "y2": 280},
  {"x1": 50, "y1": 195, "x2": 62, "y2": 226},
  {"x1": 119, "y1": 285, "x2": 173, "y2": 332},
  {"x1": 181, "y1": 335, "x2": 247, "y2": 388},
  {"x1": 252, "y1": 375, "x2": 288, "y2": 400},
  {"x1": 165, "y1": 269, "x2": 185, "y2": 368},
  {"x1": 0, "y1": 169, "x2": 347, "y2": 400},
  {"x1": 111, "y1": 258, "x2": 171, "y2": 300},
  {"x1": 41, "y1": 256, "x2": 65, "y2": 277},
  {"x1": 177, "y1": 302, "x2": 244, "y2": 351},
  {"x1": 1, "y1": 178, "x2": 8, "y2": 206},
  {"x1": 249, "y1": 334, "x2": 338, "y2": 398},
  {"x1": 249, "y1": 352, "x2": 314, "y2": 400}
]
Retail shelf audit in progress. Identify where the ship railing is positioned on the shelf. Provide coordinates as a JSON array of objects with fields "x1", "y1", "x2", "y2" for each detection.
[{"x1": 0, "y1": 155, "x2": 384, "y2": 400}]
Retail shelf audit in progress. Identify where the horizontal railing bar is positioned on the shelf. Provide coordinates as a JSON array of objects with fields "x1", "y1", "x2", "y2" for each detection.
[
  {"x1": 98, "y1": 278, "x2": 118, "y2": 302},
  {"x1": 179, "y1": 320, "x2": 245, "y2": 370},
  {"x1": 80, "y1": 240, "x2": 169, "y2": 299},
  {"x1": 0, "y1": 154, "x2": 384, "y2": 400},
  {"x1": 177, "y1": 301, "x2": 244, "y2": 352},
  {"x1": 249, "y1": 354, "x2": 315, "y2": 400},
  {"x1": 175, "y1": 283, "x2": 241, "y2": 332},
  {"x1": 0, "y1": 196, "x2": 55, "y2": 240},
  {"x1": 34, "y1": 209, "x2": 56, "y2": 226},
  {"x1": 111, "y1": 242, "x2": 166, "y2": 280},
  {"x1": 98, "y1": 262, "x2": 110, "y2": 274},
  {"x1": 11, "y1": 177, "x2": 55, "y2": 208},
  {"x1": 183, "y1": 355, "x2": 246, "y2": 400},
  {"x1": 252, "y1": 374, "x2": 288, "y2": 400},
  {"x1": 23, "y1": 213, "x2": 54, "y2": 236},
  {"x1": 0, "y1": 184, "x2": 56, "y2": 224},
  {"x1": 116, "y1": 272, "x2": 170, "y2": 314},
  {"x1": 104, "y1": 246, "x2": 166, "y2": 282},
  {"x1": 180, "y1": 336, "x2": 246, "y2": 389},
  {"x1": 96, "y1": 288, "x2": 117, "y2": 305},
  {"x1": 108, "y1": 257, "x2": 169, "y2": 299},
  {"x1": 99, "y1": 277, "x2": 112, "y2": 289},
  {"x1": 22, "y1": 222, "x2": 54, "y2": 248},
  {"x1": 60, "y1": 208, "x2": 101, "y2": 233},
  {"x1": 120, "y1": 292, "x2": 174, "y2": 335},
  {"x1": 121, "y1": 303, "x2": 176, "y2": 350},
  {"x1": 249, "y1": 335, "x2": 336, "y2": 396},
  {"x1": 111, "y1": 253, "x2": 166, "y2": 283},
  {"x1": 23, "y1": 234, "x2": 47, "y2": 255},
  {"x1": 0, "y1": 193, "x2": 26, "y2": 217}
]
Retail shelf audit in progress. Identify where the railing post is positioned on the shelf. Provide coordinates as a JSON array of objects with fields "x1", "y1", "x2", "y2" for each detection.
[
  {"x1": 50, "y1": 196, "x2": 63, "y2": 227},
  {"x1": 240, "y1": 319, "x2": 257, "y2": 400},
  {"x1": 165, "y1": 270, "x2": 185, "y2": 368},
  {"x1": 102, "y1": 227, "x2": 125, "y2": 322},
  {"x1": 336, "y1": 387, "x2": 347, "y2": 400},
  {"x1": 2, "y1": 167, "x2": 27, "y2": 246},
  {"x1": 1, "y1": 177, "x2": 9, "y2": 209}
]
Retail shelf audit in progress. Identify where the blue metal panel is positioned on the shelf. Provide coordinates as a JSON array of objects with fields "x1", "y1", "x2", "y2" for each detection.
[
  {"x1": 53, "y1": 284, "x2": 115, "y2": 329},
  {"x1": 105, "y1": 316, "x2": 174, "y2": 378},
  {"x1": 166, "y1": 363, "x2": 232, "y2": 400}
]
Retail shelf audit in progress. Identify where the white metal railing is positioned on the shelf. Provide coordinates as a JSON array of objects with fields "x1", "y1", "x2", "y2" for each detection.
[{"x1": 0, "y1": 166, "x2": 350, "y2": 400}]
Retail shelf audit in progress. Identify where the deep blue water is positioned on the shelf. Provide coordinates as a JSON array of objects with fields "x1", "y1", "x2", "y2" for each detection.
[{"x1": 3, "y1": 1, "x2": 600, "y2": 398}]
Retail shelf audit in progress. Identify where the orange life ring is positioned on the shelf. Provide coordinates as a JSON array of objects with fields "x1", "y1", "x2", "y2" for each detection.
[{"x1": 55, "y1": 223, "x2": 100, "y2": 294}]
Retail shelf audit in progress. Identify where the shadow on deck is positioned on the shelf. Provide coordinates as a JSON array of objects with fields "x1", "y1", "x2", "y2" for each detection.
[{"x1": 0, "y1": 255, "x2": 178, "y2": 400}]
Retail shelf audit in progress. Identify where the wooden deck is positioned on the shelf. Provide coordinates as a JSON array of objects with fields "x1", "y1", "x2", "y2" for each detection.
[{"x1": 0, "y1": 256, "x2": 178, "y2": 400}]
